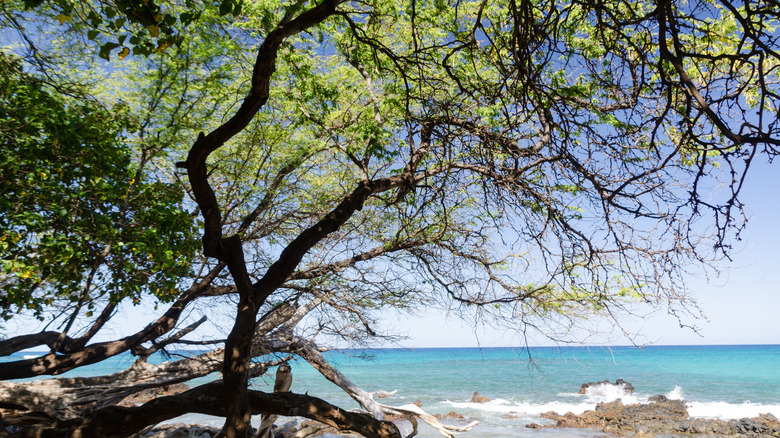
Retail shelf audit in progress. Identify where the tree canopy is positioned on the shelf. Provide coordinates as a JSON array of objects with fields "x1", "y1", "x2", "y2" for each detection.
[
  {"x1": 0, "y1": 0, "x2": 778, "y2": 437},
  {"x1": 0, "y1": 53, "x2": 198, "y2": 321}
]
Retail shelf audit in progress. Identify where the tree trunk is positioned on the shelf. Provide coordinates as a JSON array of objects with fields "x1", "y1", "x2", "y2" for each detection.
[
  {"x1": 222, "y1": 292, "x2": 257, "y2": 437},
  {"x1": 177, "y1": 1, "x2": 344, "y2": 433}
]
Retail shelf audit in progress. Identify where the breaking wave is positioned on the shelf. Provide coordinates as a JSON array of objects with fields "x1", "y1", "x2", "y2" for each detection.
[{"x1": 443, "y1": 383, "x2": 780, "y2": 421}]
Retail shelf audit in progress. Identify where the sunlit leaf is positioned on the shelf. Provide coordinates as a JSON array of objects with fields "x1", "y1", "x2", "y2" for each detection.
[{"x1": 155, "y1": 41, "x2": 171, "y2": 53}]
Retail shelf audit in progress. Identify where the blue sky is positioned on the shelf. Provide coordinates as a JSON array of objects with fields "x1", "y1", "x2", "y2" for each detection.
[
  {"x1": 12, "y1": 157, "x2": 777, "y2": 351},
  {"x1": 103, "y1": 158, "x2": 778, "y2": 349},
  {"x1": 388, "y1": 159, "x2": 780, "y2": 348}
]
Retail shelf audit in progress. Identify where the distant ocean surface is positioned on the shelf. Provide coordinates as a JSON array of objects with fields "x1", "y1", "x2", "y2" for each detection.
[{"x1": 7, "y1": 345, "x2": 780, "y2": 437}]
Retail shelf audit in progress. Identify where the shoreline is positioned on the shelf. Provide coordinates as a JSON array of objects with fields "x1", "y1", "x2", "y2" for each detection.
[
  {"x1": 11, "y1": 347, "x2": 777, "y2": 437},
  {"x1": 138, "y1": 398, "x2": 780, "y2": 438},
  {"x1": 529, "y1": 396, "x2": 780, "y2": 437},
  {"x1": 125, "y1": 381, "x2": 780, "y2": 438}
]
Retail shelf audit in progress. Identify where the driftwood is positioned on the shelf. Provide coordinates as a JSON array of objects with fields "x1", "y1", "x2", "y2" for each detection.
[
  {"x1": 0, "y1": 304, "x2": 301, "y2": 422},
  {"x1": 249, "y1": 297, "x2": 477, "y2": 437},
  {"x1": 0, "y1": 350, "x2": 222, "y2": 421},
  {"x1": 289, "y1": 341, "x2": 478, "y2": 438},
  {"x1": 2, "y1": 341, "x2": 473, "y2": 438},
  {"x1": 0, "y1": 349, "x2": 281, "y2": 423},
  {"x1": 382, "y1": 403, "x2": 478, "y2": 438},
  {"x1": 17, "y1": 382, "x2": 402, "y2": 438}
]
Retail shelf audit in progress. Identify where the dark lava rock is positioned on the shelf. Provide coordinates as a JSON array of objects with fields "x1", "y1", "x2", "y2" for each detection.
[
  {"x1": 133, "y1": 424, "x2": 220, "y2": 437},
  {"x1": 730, "y1": 417, "x2": 770, "y2": 435},
  {"x1": 434, "y1": 411, "x2": 464, "y2": 420},
  {"x1": 470, "y1": 391, "x2": 490, "y2": 403},
  {"x1": 529, "y1": 397, "x2": 780, "y2": 436}
]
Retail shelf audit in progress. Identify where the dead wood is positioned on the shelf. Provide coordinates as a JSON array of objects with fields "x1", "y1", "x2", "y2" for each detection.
[
  {"x1": 0, "y1": 350, "x2": 224, "y2": 421},
  {"x1": 17, "y1": 382, "x2": 402, "y2": 438}
]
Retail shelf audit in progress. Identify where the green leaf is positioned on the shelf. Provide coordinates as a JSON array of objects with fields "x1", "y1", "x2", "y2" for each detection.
[
  {"x1": 219, "y1": 0, "x2": 233, "y2": 16},
  {"x1": 99, "y1": 42, "x2": 120, "y2": 60},
  {"x1": 22, "y1": 0, "x2": 45, "y2": 9}
]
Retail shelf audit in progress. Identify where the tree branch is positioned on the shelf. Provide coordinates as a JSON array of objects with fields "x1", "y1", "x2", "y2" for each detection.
[{"x1": 18, "y1": 382, "x2": 402, "y2": 438}]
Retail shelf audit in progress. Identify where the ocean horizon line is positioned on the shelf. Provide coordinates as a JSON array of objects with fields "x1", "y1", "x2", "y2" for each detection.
[{"x1": 11, "y1": 342, "x2": 779, "y2": 356}]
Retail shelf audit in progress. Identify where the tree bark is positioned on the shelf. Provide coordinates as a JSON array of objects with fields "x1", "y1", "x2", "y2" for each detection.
[{"x1": 0, "y1": 332, "x2": 81, "y2": 357}]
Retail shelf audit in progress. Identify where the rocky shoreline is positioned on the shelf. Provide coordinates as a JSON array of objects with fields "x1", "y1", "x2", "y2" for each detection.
[
  {"x1": 527, "y1": 392, "x2": 780, "y2": 437},
  {"x1": 528, "y1": 397, "x2": 780, "y2": 436},
  {"x1": 137, "y1": 406, "x2": 780, "y2": 438},
  {"x1": 125, "y1": 381, "x2": 780, "y2": 437}
]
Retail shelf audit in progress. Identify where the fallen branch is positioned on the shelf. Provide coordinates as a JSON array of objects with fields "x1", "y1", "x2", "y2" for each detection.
[
  {"x1": 383, "y1": 403, "x2": 479, "y2": 438},
  {"x1": 0, "y1": 349, "x2": 224, "y2": 420},
  {"x1": 18, "y1": 382, "x2": 402, "y2": 438}
]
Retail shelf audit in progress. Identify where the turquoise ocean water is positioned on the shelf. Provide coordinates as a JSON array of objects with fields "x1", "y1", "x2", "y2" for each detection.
[{"x1": 7, "y1": 345, "x2": 780, "y2": 437}]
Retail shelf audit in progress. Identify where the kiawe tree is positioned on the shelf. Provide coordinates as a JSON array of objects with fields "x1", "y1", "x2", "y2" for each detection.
[{"x1": 0, "y1": 0, "x2": 778, "y2": 437}]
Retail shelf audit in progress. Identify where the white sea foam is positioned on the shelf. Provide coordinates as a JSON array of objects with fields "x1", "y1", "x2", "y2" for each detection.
[
  {"x1": 687, "y1": 401, "x2": 780, "y2": 419},
  {"x1": 445, "y1": 382, "x2": 780, "y2": 423},
  {"x1": 445, "y1": 397, "x2": 780, "y2": 423},
  {"x1": 581, "y1": 382, "x2": 639, "y2": 404},
  {"x1": 444, "y1": 398, "x2": 596, "y2": 416},
  {"x1": 445, "y1": 382, "x2": 640, "y2": 419},
  {"x1": 665, "y1": 385, "x2": 684, "y2": 400},
  {"x1": 656, "y1": 386, "x2": 780, "y2": 419}
]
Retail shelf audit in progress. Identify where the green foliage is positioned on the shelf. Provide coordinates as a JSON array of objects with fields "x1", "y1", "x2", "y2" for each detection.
[
  {"x1": 0, "y1": 53, "x2": 198, "y2": 319},
  {"x1": 19, "y1": 0, "x2": 244, "y2": 59},
  {"x1": 2, "y1": 0, "x2": 776, "y2": 341}
]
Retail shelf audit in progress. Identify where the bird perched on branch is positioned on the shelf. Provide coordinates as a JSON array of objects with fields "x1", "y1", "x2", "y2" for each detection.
[{"x1": 254, "y1": 363, "x2": 293, "y2": 438}]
